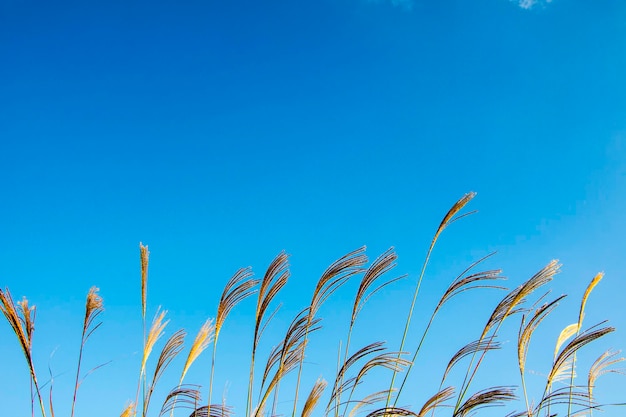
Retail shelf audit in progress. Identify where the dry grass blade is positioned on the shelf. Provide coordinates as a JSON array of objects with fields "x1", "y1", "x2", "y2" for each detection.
[
  {"x1": 436, "y1": 192, "x2": 477, "y2": 241},
  {"x1": 416, "y1": 387, "x2": 455, "y2": 417},
  {"x1": 159, "y1": 385, "x2": 202, "y2": 416},
  {"x1": 588, "y1": 349, "x2": 625, "y2": 401},
  {"x1": 436, "y1": 266, "x2": 505, "y2": 314},
  {"x1": 442, "y1": 339, "x2": 501, "y2": 382},
  {"x1": 189, "y1": 404, "x2": 233, "y2": 417},
  {"x1": 301, "y1": 378, "x2": 327, "y2": 417},
  {"x1": 262, "y1": 310, "x2": 319, "y2": 415},
  {"x1": 346, "y1": 343, "x2": 384, "y2": 363},
  {"x1": 142, "y1": 309, "x2": 169, "y2": 375},
  {"x1": 334, "y1": 342, "x2": 386, "y2": 394},
  {"x1": 261, "y1": 343, "x2": 285, "y2": 392},
  {"x1": 120, "y1": 402, "x2": 136, "y2": 417},
  {"x1": 0, "y1": 288, "x2": 47, "y2": 417},
  {"x1": 144, "y1": 329, "x2": 186, "y2": 416},
  {"x1": 152, "y1": 329, "x2": 187, "y2": 385},
  {"x1": 365, "y1": 406, "x2": 417, "y2": 417},
  {"x1": 351, "y1": 247, "x2": 401, "y2": 324},
  {"x1": 565, "y1": 272, "x2": 604, "y2": 417},
  {"x1": 453, "y1": 386, "x2": 516, "y2": 417},
  {"x1": 216, "y1": 267, "x2": 258, "y2": 341},
  {"x1": 355, "y1": 351, "x2": 411, "y2": 386},
  {"x1": 553, "y1": 357, "x2": 577, "y2": 385},
  {"x1": 516, "y1": 295, "x2": 565, "y2": 415},
  {"x1": 554, "y1": 323, "x2": 578, "y2": 360},
  {"x1": 578, "y1": 273, "x2": 603, "y2": 330},
  {"x1": 262, "y1": 310, "x2": 320, "y2": 393},
  {"x1": 483, "y1": 260, "x2": 560, "y2": 339},
  {"x1": 535, "y1": 386, "x2": 593, "y2": 413},
  {"x1": 292, "y1": 247, "x2": 368, "y2": 417},
  {"x1": 518, "y1": 296, "x2": 565, "y2": 375},
  {"x1": 209, "y1": 268, "x2": 258, "y2": 416},
  {"x1": 140, "y1": 243, "x2": 149, "y2": 321},
  {"x1": 547, "y1": 323, "x2": 614, "y2": 389},
  {"x1": 181, "y1": 319, "x2": 214, "y2": 382},
  {"x1": 503, "y1": 412, "x2": 526, "y2": 417},
  {"x1": 255, "y1": 251, "x2": 290, "y2": 347},
  {"x1": 311, "y1": 246, "x2": 368, "y2": 317},
  {"x1": 347, "y1": 390, "x2": 392, "y2": 417},
  {"x1": 247, "y1": 252, "x2": 290, "y2": 417},
  {"x1": 328, "y1": 342, "x2": 386, "y2": 413},
  {"x1": 340, "y1": 351, "x2": 410, "y2": 417},
  {"x1": 255, "y1": 337, "x2": 307, "y2": 417}
]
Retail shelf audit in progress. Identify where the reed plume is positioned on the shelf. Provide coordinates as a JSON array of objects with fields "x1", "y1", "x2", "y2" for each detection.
[
  {"x1": 120, "y1": 402, "x2": 136, "y2": 417},
  {"x1": 262, "y1": 309, "x2": 318, "y2": 408},
  {"x1": 165, "y1": 319, "x2": 215, "y2": 417},
  {"x1": 566, "y1": 272, "x2": 604, "y2": 416},
  {"x1": 136, "y1": 308, "x2": 169, "y2": 415},
  {"x1": 338, "y1": 248, "x2": 402, "y2": 416},
  {"x1": 364, "y1": 406, "x2": 417, "y2": 417},
  {"x1": 328, "y1": 342, "x2": 406, "y2": 417},
  {"x1": 547, "y1": 323, "x2": 615, "y2": 392},
  {"x1": 255, "y1": 310, "x2": 312, "y2": 417},
  {"x1": 159, "y1": 385, "x2": 202, "y2": 416},
  {"x1": 517, "y1": 295, "x2": 565, "y2": 415},
  {"x1": 144, "y1": 329, "x2": 186, "y2": 417},
  {"x1": 587, "y1": 349, "x2": 624, "y2": 414},
  {"x1": 346, "y1": 390, "x2": 391, "y2": 417},
  {"x1": 210, "y1": 267, "x2": 258, "y2": 415},
  {"x1": 181, "y1": 319, "x2": 214, "y2": 383},
  {"x1": 301, "y1": 378, "x2": 327, "y2": 417},
  {"x1": 415, "y1": 387, "x2": 455, "y2": 417},
  {"x1": 247, "y1": 252, "x2": 290, "y2": 417},
  {"x1": 387, "y1": 192, "x2": 476, "y2": 408},
  {"x1": 0, "y1": 289, "x2": 46, "y2": 417},
  {"x1": 453, "y1": 387, "x2": 516, "y2": 417},
  {"x1": 189, "y1": 404, "x2": 233, "y2": 417},
  {"x1": 293, "y1": 246, "x2": 367, "y2": 417}
]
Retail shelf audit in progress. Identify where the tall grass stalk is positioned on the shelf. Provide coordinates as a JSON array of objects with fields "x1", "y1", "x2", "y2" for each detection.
[
  {"x1": 0, "y1": 289, "x2": 47, "y2": 417},
  {"x1": 70, "y1": 287, "x2": 104, "y2": 417},
  {"x1": 246, "y1": 252, "x2": 289, "y2": 417},
  {"x1": 386, "y1": 191, "x2": 476, "y2": 408},
  {"x1": 566, "y1": 273, "x2": 603, "y2": 417}
]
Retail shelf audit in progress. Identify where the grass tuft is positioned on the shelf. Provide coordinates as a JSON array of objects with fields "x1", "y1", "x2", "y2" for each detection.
[{"x1": 1, "y1": 192, "x2": 624, "y2": 417}]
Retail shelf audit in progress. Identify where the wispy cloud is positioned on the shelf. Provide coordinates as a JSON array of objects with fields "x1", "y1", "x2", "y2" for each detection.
[{"x1": 515, "y1": 0, "x2": 553, "y2": 10}]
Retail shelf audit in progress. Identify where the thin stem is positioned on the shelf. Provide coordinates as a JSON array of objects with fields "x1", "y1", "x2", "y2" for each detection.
[
  {"x1": 385, "y1": 237, "x2": 436, "y2": 408},
  {"x1": 70, "y1": 337, "x2": 86, "y2": 417}
]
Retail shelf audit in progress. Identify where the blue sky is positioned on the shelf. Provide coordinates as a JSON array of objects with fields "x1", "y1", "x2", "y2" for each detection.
[{"x1": 1, "y1": 0, "x2": 625, "y2": 416}]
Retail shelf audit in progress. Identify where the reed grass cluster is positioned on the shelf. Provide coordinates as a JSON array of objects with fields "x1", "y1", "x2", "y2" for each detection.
[{"x1": 1, "y1": 192, "x2": 624, "y2": 417}]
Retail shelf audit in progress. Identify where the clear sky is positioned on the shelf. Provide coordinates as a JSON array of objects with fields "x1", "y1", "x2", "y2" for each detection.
[{"x1": 1, "y1": 0, "x2": 625, "y2": 416}]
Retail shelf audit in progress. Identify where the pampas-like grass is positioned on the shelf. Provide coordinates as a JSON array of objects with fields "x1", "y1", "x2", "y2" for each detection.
[
  {"x1": 0, "y1": 289, "x2": 46, "y2": 417},
  {"x1": 1, "y1": 192, "x2": 624, "y2": 417}
]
